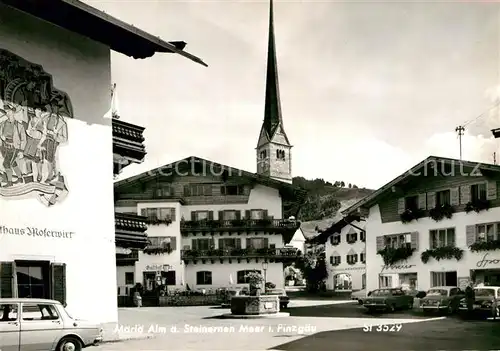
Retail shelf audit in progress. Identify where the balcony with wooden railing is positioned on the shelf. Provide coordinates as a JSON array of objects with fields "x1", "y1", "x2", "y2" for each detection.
[
  {"x1": 116, "y1": 249, "x2": 140, "y2": 266},
  {"x1": 181, "y1": 247, "x2": 300, "y2": 264},
  {"x1": 115, "y1": 212, "x2": 149, "y2": 250},
  {"x1": 180, "y1": 218, "x2": 300, "y2": 234},
  {"x1": 113, "y1": 119, "x2": 146, "y2": 175}
]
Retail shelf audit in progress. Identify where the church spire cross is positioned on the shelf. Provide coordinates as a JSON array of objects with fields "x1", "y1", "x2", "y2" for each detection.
[{"x1": 263, "y1": 0, "x2": 284, "y2": 138}]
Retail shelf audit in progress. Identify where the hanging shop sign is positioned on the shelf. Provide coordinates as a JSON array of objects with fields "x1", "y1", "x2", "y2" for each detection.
[{"x1": 145, "y1": 264, "x2": 172, "y2": 272}]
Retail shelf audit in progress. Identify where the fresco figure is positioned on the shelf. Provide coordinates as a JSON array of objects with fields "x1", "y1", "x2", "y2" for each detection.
[
  {"x1": 40, "y1": 102, "x2": 67, "y2": 183},
  {"x1": 0, "y1": 102, "x2": 26, "y2": 187},
  {"x1": 23, "y1": 107, "x2": 46, "y2": 183}
]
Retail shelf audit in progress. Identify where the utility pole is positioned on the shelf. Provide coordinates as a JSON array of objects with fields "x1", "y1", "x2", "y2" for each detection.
[
  {"x1": 455, "y1": 125, "x2": 465, "y2": 160},
  {"x1": 494, "y1": 152, "x2": 497, "y2": 165}
]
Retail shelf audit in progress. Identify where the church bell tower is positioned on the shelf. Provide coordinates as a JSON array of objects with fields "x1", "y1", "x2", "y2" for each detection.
[{"x1": 256, "y1": 0, "x2": 292, "y2": 184}]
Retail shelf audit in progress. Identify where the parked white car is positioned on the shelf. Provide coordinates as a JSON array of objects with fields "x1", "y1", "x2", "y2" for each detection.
[
  {"x1": 0, "y1": 298, "x2": 103, "y2": 351},
  {"x1": 351, "y1": 289, "x2": 368, "y2": 304}
]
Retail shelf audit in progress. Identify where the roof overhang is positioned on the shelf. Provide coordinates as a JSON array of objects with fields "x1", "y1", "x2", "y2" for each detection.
[
  {"x1": 1, "y1": 0, "x2": 207, "y2": 66},
  {"x1": 343, "y1": 156, "x2": 500, "y2": 216},
  {"x1": 114, "y1": 156, "x2": 307, "y2": 216},
  {"x1": 492, "y1": 128, "x2": 500, "y2": 139},
  {"x1": 311, "y1": 213, "x2": 361, "y2": 244}
]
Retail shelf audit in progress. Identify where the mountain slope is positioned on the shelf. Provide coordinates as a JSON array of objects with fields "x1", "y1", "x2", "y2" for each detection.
[{"x1": 292, "y1": 177, "x2": 374, "y2": 240}]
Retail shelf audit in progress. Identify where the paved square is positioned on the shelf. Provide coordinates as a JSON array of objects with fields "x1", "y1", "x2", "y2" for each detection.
[{"x1": 93, "y1": 301, "x2": 444, "y2": 350}]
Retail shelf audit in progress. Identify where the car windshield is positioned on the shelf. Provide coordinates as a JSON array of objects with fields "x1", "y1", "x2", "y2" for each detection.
[
  {"x1": 475, "y1": 288, "x2": 496, "y2": 297},
  {"x1": 371, "y1": 289, "x2": 391, "y2": 296},
  {"x1": 427, "y1": 289, "x2": 448, "y2": 296}
]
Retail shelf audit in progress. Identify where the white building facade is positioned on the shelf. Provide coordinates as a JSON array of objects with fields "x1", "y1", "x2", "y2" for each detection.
[
  {"x1": 324, "y1": 220, "x2": 366, "y2": 292},
  {"x1": 114, "y1": 157, "x2": 303, "y2": 294},
  {"x1": 0, "y1": 1, "x2": 204, "y2": 324},
  {"x1": 344, "y1": 157, "x2": 500, "y2": 293}
]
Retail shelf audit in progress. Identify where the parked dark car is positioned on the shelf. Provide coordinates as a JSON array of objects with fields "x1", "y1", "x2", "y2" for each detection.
[
  {"x1": 363, "y1": 288, "x2": 414, "y2": 313},
  {"x1": 420, "y1": 286, "x2": 463, "y2": 314},
  {"x1": 458, "y1": 286, "x2": 500, "y2": 319}
]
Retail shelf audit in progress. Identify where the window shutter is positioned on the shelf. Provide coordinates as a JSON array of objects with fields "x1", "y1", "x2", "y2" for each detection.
[
  {"x1": 208, "y1": 211, "x2": 214, "y2": 220},
  {"x1": 410, "y1": 231, "x2": 419, "y2": 250},
  {"x1": 192, "y1": 239, "x2": 198, "y2": 250},
  {"x1": 330, "y1": 236, "x2": 334, "y2": 245},
  {"x1": 354, "y1": 254, "x2": 358, "y2": 263},
  {"x1": 245, "y1": 210, "x2": 251, "y2": 219},
  {"x1": 330, "y1": 256, "x2": 333, "y2": 265},
  {"x1": 235, "y1": 211, "x2": 241, "y2": 220},
  {"x1": 338, "y1": 234, "x2": 341, "y2": 243},
  {"x1": 218, "y1": 238, "x2": 224, "y2": 249},
  {"x1": 51, "y1": 263, "x2": 66, "y2": 306},
  {"x1": 210, "y1": 237, "x2": 215, "y2": 249},
  {"x1": 235, "y1": 238, "x2": 242, "y2": 248},
  {"x1": 397, "y1": 198, "x2": 405, "y2": 214},
  {"x1": 338, "y1": 256, "x2": 341, "y2": 264},
  {"x1": 487, "y1": 181, "x2": 497, "y2": 200},
  {"x1": 170, "y1": 237, "x2": 177, "y2": 250},
  {"x1": 191, "y1": 211, "x2": 196, "y2": 221},
  {"x1": 218, "y1": 211, "x2": 224, "y2": 220},
  {"x1": 376, "y1": 236, "x2": 384, "y2": 251},
  {"x1": 183, "y1": 185, "x2": 190, "y2": 196},
  {"x1": 460, "y1": 185, "x2": 471, "y2": 204},
  {"x1": 0, "y1": 262, "x2": 14, "y2": 298},
  {"x1": 450, "y1": 188, "x2": 459, "y2": 206},
  {"x1": 246, "y1": 238, "x2": 252, "y2": 249},
  {"x1": 427, "y1": 192, "x2": 436, "y2": 209},
  {"x1": 466, "y1": 225, "x2": 476, "y2": 247},
  {"x1": 354, "y1": 232, "x2": 358, "y2": 241},
  {"x1": 418, "y1": 194, "x2": 427, "y2": 209},
  {"x1": 263, "y1": 210, "x2": 269, "y2": 219},
  {"x1": 264, "y1": 238, "x2": 269, "y2": 248}
]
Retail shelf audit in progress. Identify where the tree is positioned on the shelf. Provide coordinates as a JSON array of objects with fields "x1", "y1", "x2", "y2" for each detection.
[
  {"x1": 352, "y1": 184, "x2": 358, "y2": 188},
  {"x1": 340, "y1": 181, "x2": 345, "y2": 187},
  {"x1": 348, "y1": 183, "x2": 352, "y2": 188},
  {"x1": 295, "y1": 249, "x2": 328, "y2": 292}
]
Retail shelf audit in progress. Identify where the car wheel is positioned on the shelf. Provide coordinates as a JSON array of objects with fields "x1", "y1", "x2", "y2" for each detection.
[
  {"x1": 447, "y1": 304, "x2": 454, "y2": 315},
  {"x1": 387, "y1": 304, "x2": 395, "y2": 312},
  {"x1": 57, "y1": 336, "x2": 82, "y2": 351},
  {"x1": 407, "y1": 301, "x2": 413, "y2": 310},
  {"x1": 358, "y1": 299, "x2": 363, "y2": 305}
]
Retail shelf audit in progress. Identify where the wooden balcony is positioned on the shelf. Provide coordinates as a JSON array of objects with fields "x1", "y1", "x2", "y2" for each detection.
[
  {"x1": 115, "y1": 212, "x2": 149, "y2": 249},
  {"x1": 116, "y1": 249, "x2": 139, "y2": 266},
  {"x1": 113, "y1": 119, "x2": 146, "y2": 175},
  {"x1": 180, "y1": 219, "x2": 300, "y2": 234},
  {"x1": 181, "y1": 247, "x2": 300, "y2": 264}
]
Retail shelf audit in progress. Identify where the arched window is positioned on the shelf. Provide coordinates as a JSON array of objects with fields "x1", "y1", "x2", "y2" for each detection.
[
  {"x1": 196, "y1": 271, "x2": 212, "y2": 285},
  {"x1": 276, "y1": 149, "x2": 285, "y2": 160},
  {"x1": 237, "y1": 270, "x2": 261, "y2": 284}
]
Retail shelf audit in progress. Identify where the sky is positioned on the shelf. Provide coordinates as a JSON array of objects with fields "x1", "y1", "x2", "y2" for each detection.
[{"x1": 86, "y1": 0, "x2": 500, "y2": 189}]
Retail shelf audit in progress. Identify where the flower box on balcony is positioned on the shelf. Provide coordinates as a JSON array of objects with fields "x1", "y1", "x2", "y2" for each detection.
[{"x1": 465, "y1": 199, "x2": 491, "y2": 214}]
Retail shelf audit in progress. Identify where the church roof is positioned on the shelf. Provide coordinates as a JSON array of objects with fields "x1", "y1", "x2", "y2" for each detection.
[{"x1": 261, "y1": 0, "x2": 290, "y2": 145}]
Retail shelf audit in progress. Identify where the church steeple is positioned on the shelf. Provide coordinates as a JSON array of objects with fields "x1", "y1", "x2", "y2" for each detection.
[{"x1": 256, "y1": 0, "x2": 292, "y2": 184}]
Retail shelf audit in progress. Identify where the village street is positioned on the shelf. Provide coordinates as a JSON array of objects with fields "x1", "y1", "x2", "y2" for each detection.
[{"x1": 90, "y1": 300, "x2": 483, "y2": 351}]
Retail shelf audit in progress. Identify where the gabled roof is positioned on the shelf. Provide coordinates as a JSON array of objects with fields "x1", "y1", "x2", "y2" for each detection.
[
  {"x1": 310, "y1": 213, "x2": 361, "y2": 244},
  {"x1": 114, "y1": 156, "x2": 307, "y2": 216},
  {"x1": 343, "y1": 156, "x2": 500, "y2": 216},
  {"x1": 1, "y1": 0, "x2": 207, "y2": 65}
]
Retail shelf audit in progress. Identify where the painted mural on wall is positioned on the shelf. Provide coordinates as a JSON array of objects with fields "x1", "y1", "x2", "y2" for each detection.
[{"x1": 0, "y1": 49, "x2": 72, "y2": 206}]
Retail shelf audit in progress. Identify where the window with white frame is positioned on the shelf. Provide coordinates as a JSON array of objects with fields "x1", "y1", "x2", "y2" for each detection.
[
  {"x1": 195, "y1": 211, "x2": 209, "y2": 221},
  {"x1": 436, "y1": 190, "x2": 450, "y2": 206},
  {"x1": 346, "y1": 254, "x2": 358, "y2": 265},
  {"x1": 431, "y1": 271, "x2": 457, "y2": 287},
  {"x1": 141, "y1": 207, "x2": 176, "y2": 221},
  {"x1": 471, "y1": 183, "x2": 487, "y2": 202},
  {"x1": 250, "y1": 210, "x2": 265, "y2": 219},
  {"x1": 223, "y1": 210, "x2": 239, "y2": 220},
  {"x1": 379, "y1": 275, "x2": 393, "y2": 288},
  {"x1": 476, "y1": 223, "x2": 498, "y2": 242},
  {"x1": 429, "y1": 228, "x2": 455, "y2": 249},
  {"x1": 384, "y1": 233, "x2": 411, "y2": 249},
  {"x1": 330, "y1": 255, "x2": 341, "y2": 266}
]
